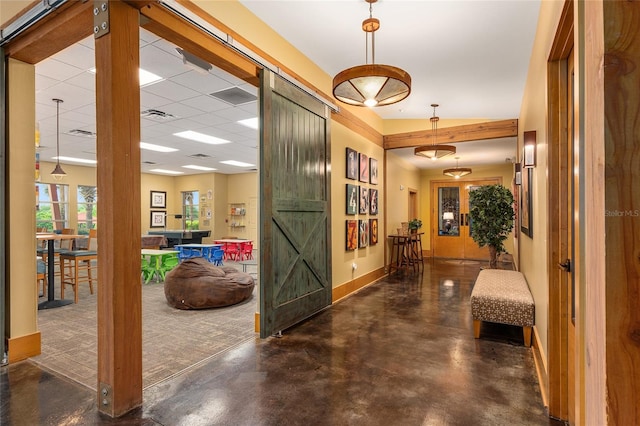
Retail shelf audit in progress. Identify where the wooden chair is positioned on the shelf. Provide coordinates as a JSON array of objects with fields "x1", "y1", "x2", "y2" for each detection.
[
  {"x1": 60, "y1": 229, "x2": 97, "y2": 303},
  {"x1": 36, "y1": 258, "x2": 47, "y2": 296}
]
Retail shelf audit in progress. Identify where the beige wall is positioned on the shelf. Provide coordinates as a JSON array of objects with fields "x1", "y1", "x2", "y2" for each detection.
[
  {"x1": 418, "y1": 163, "x2": 516, "y2": 254},
  {"x1": 517, "y1": 0, "x2": 565, "y2": 369}
]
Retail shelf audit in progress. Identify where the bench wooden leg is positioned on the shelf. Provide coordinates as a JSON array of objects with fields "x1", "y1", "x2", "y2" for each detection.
[
  {"x1": 473, "y1": 320, "x2": 481, "y2": 338},
  {"x1": 523, "y1": 326, "x2": 532, "y2": 347}
]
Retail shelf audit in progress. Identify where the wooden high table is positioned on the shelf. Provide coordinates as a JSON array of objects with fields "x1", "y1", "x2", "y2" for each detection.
[
  {"x1": 388, "y1": 232, "x2": 424, "y2": 273},
  {"x1": 36, "y1": 232, "x2": 82, "y2": 310}
]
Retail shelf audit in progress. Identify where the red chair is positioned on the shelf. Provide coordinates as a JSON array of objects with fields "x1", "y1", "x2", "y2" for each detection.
[
  {"x1": 224, "y1": 242, "x2": 240, "y2": 261},
  {"x1": 240, "y1": 242, "x2": 253, "y2": 260}
]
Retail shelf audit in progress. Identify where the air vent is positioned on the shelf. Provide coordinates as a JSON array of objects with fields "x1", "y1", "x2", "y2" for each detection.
[
  {"x1": 189, "y1": 153, "x2": 211, "y2": 159},
  {"x1": 66, "y1": 129, "x2": 96, "y2": 137},
  {"x1": 140, "y1": 109, "x2": 177, "y2": 121},
  {"x1": 210, "y1": 87, "x2": 257, "y2": 106}
]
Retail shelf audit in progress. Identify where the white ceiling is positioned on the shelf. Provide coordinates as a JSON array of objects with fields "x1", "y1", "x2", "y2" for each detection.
[{"x1": 35, "y1": 1, "x2": 540, "y2": 175}]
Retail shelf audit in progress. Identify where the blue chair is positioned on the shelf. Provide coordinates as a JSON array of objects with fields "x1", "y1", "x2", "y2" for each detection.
[{"x1": 211, "y1": 249, "x2": 224, "y2": 266}]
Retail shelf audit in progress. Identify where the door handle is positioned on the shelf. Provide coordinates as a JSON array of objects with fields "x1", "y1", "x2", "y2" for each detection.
[{"x1": 558, "y1": 258, "x2": 571, "y2": 272}]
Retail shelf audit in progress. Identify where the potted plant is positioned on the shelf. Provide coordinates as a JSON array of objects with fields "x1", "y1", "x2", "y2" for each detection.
[
  {"x1": 468, "y1": 184, "x2": 515, "y2": 268},
  {"x1": 408, "y1": 218, "x2": 423, "y2": 233}
]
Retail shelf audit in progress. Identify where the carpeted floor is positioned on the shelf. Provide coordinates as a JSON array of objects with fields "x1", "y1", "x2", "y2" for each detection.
[{"x1": 31, "y1": 260, "x2": 258, "y2": 390}]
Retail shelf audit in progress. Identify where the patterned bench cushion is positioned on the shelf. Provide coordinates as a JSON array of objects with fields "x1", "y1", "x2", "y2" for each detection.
[{"x1": 471, "y1": 269, "x2": 534, "y2": 327}]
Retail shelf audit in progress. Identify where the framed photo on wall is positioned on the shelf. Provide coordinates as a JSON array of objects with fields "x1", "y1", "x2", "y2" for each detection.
[
  {"x1": 346, "y1": 147, "x2": 358, "y2": 180},
  {"x1": 369, "y1": 188, "x2": 378, "y2": 215},
  {"x1": 359, "y1": 219, "x2": 369, "y2": 248},
  {"x1": 346, "y1": 220, "x2": 358, "y2": 251},
  {"x1": 370, "y1": 218, "x2": 378, "y2": 245},
  {"x1": 346, "y1": 184, "x2": 358, "y2": 215},
  {"x1": 359, "y1": 186, "x2": 369, "y2": 214},
  {"x1": 369, "y1": 157, "x2": 378, "y2": 184},
  {"x1": 359, "y1": 153, "x2": 369, "y2": 183},
  {"x1": 150, "y1": 210, "x2": 166, "y2": 228},
  {"x1": 521, "y1": 167, "x2": 533, "y2": 237},
  {"x1": 150, "y1": 190, "x2": 166, "y2": 208}
]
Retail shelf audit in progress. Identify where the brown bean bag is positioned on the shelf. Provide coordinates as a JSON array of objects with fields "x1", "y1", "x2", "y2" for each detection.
[{"x1": 164, "y1": 257, "x2": 255, "y2": 309}]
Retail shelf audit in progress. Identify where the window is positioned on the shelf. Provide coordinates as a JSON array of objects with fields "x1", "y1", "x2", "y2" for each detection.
[
  {"x1": 36, "y1": 183, "x2": 69, "y2": 231},
  {"x1": 182, "y1": 191, "x2": 199, "y2": 230},
  {"x1": 77, "y1": 185, "x2": 97, "y2": 234}
]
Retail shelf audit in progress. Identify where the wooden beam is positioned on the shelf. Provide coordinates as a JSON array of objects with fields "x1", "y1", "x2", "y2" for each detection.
[
  {"x1": 95, "y1": 0, "x2": 142, "y2": 417},
  {"x1": 331, "y1": 107, "x2": 383, "y2": 147},
  {"x1": 139, "y1": 3, "x2": 259, "y2": 86},
  {"x1": 383, "y1": 119, "x2": 518, "y2": 150},
  {"x1": 3, "y1": 0, "x2": 93, "y2": 64}
]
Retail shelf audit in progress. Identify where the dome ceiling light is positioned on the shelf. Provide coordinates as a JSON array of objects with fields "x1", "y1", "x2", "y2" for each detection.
[
  {"x1": 332, "y1": 0, "x2": 411, "y2": 108},
  {"x1": 414, "y1": 104, "x2": 457, "y2": 160}
]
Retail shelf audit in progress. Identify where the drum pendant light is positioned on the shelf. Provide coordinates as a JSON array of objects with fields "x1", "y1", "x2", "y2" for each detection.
[
  {"x1": 332, "y1": 0, "x2": 411, "y2": 107},
  {"x1": 414, "y1": 104, "x2": 457, "y2": 160}
]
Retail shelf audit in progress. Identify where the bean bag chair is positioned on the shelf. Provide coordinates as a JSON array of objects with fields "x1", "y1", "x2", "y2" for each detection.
[{"x1": 164, "y1": 257, "x2": 255, "y2": 309}]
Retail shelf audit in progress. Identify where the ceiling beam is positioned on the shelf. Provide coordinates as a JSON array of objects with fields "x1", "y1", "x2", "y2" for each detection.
[{"x1": 383, "y1": 119, "x2": 518, "y2": 150}]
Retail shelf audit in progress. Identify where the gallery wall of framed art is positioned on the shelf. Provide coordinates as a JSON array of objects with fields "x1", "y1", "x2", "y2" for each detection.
[{"x1": 344, "y1": 147, "x2": 379, "y2": 251}]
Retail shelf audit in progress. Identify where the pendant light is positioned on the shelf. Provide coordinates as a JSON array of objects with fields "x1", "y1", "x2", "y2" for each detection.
[
  {"x1": 50, "y1": 98, "x2": 66, "y2": 180},
  {"x1": 443, "y1": 157, "x2": 472, "y2": 179},
  {"x1": 414, "y1": 104, "x2": 457, "y2": 160},
  {"x1": 332, "y1": 0, "x2": 411, "y2": 107}
]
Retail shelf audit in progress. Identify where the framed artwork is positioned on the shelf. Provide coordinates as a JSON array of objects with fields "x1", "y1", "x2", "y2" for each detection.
[
  {"x1": 346, "y1": 147, "x2": 358, "y2": 180},
  {"x1": 150, "y1": 210, "x2": 166, "y2": 228},
  {"x1": 359, "y1": 219, "x2": 369, "y2": 248},
  {"x1": 346, "y1": 184, "x2": 358, "y2": 215},
  {"x1": 521, "y1": 167, "x2": 533, "y2": 237},
  {"x1": 359, "y1": 186, "x2": 369, "y2": 214},
  {"x1": 369, "y1": 188, "x2": 378, "y2": 215},
  {"x1": 370, "y1": 218, "x2": 378, "y2": 245},
  {"x1": 369, "y1": 157, "x2": 378, "y2": 184},
  {"x1": 346, "y1": 220, "x2": 358, "y2": 251},
  {"x1": 150, "y1": 190, "x2": 166, "y2": 208},
  {"x1": 359, "y1": 153, "x2": 369, "y2": 183}
]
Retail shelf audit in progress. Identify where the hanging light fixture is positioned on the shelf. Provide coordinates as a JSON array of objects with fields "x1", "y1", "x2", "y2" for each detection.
[
  {"x1": 443, "y1": 157, "x2": 472, "y2": 179},
  {"x1": 50, "y1": 98, "x2": 66, "y2": 180},
  {"x1": 332, "y1": 0, "x2": 411, "y2": 107},
  {"x1": 415, "y1": 104, "x2": 457, "y2": 160}
]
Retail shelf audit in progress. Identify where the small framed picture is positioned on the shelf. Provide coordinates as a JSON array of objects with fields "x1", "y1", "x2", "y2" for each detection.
[
  {"x1": 369, "y1": 189, "x2": 378, "y2": 215},
  {"x1": 370, "y1": 218, "x2": 378, "y2": 245},
  {"x1": 359, "y1": 219, "x2": 369, "y2": 248},
  {"x1": 150, "y1": 210, "x2": 166, "y2": 228},
  {"x1": 346, "y1": 147, "x2": 358, "y2": 180},
  {"x1": 369, "y1": 158, "x2": 378, "y2": 184},
  {"x1": 346, "y1": 184, "x2": 358, "y2": 215},
  {"x1": 150, "y1": 190, "x2": 166, "y2": 208},
  {"x1": 359, "y1": 186, "x2": 369, "y2": 214},
  {"x1": 346, "y1": 220, "x2": 358, "y2": 251},
  {"x1": 359, "y1": 153, "x2": 369, "y2": 183}
]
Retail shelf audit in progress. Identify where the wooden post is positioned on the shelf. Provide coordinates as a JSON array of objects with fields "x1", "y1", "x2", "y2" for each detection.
[{"x1": 94, "y1": 0, "x2": 142, "y2": 417}]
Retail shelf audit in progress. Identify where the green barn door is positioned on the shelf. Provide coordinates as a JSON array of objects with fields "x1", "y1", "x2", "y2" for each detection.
[{"x1": 259, "y1": 69, "x2": 332, "y2": 338}]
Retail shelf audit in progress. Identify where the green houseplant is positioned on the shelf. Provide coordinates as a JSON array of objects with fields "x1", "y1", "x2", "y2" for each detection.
[
  {"x1": 408, "y1": 218, "x2": 422, "y2": 233},
  {"x1": 468, "y1": 184, "x2": 515, "y2": 268}
]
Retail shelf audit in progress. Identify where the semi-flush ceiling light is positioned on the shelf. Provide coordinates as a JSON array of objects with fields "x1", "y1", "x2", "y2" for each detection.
[
  {"x1": 173, "y1": 130, "x2": 230, "y2": 145},
  {"x1": 140, "y1": 142, "x2": 179, "y2": 153},
  {"x1": 88, "y1": 68, "x2": 163, "y2": 87},
  {"x1": 443, "y1": 157, "x2": 472, "y2": 179},
  {"x1": 220, "y1": 160, "x2": 255, "y2": 168},
  {"x1": 149, "y1": 169, "x2": 184, "y2": 175},
  {"x1": 50, "y1": 98, "x2": 66, "y2": 180},
  {"x1": 332, "y1": 0, "x2": 411, "y2": 107},
  {"x1": 54, "y1": 156, "x2": 97, "y2": 165},
  {"x1": 414, "y1": 104, "x2": 456, "y2": 160},
  {"x1": 182, "y1": 165, "x2": 217, "y2": 171},
  {"x1": 237, "y1": 117, "x2": 259, "y2": 130}
]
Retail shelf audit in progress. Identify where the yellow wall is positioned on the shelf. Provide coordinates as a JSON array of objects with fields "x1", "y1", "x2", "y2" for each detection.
[
  {"x1": 331, "y1": 122, "x2": 385, "y2": 287},
  {"x1": 517, "y1": 0, "x2": 565, "y2": 368},
  {"x1": 226, "y1": 172, "x2": 258, "y2": 241},
  {"x1": 418, "y1": 163, "x2": 516, "y2": 254}
]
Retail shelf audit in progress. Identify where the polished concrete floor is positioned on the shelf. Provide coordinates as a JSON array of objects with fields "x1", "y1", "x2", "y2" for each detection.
[{"x1": 1, "y1": 259, "x2": 565, "y2": 425}]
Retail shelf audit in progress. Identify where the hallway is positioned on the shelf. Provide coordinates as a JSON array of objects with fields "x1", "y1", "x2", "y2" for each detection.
[{"x1": 1, "y1": 259, "x2": 563, "y2": 425}]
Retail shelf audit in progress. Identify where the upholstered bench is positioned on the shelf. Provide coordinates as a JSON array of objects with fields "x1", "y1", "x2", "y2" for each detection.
[{"x1": 470, "y1": 269, "x2": 534, "y2": 346}]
